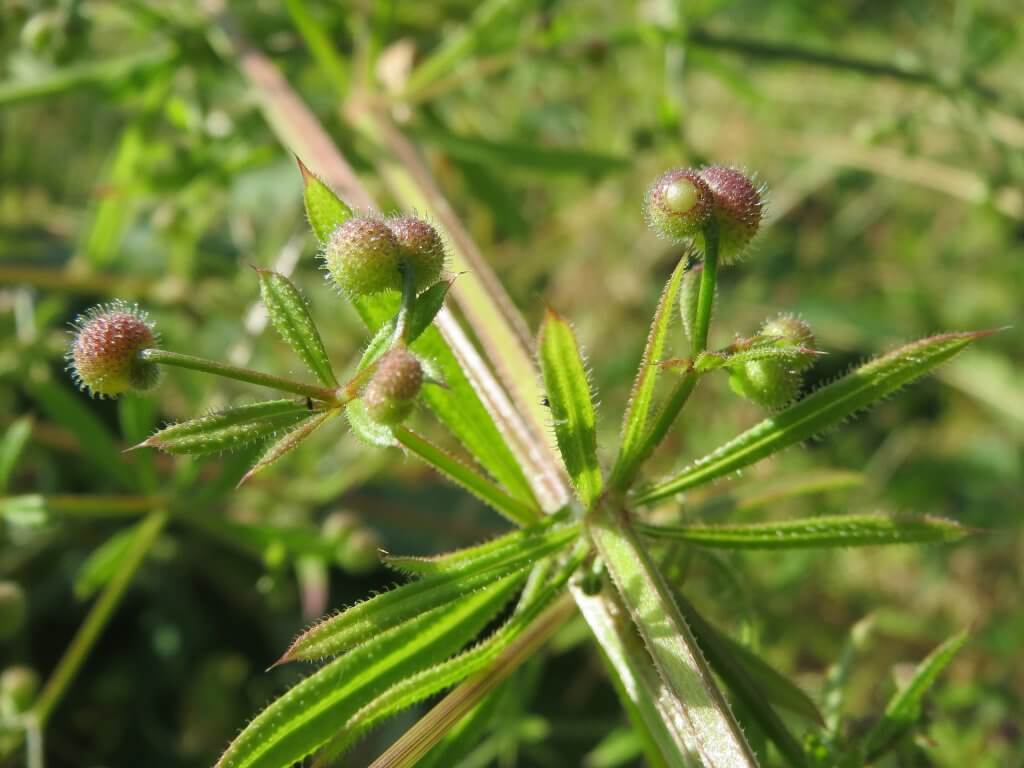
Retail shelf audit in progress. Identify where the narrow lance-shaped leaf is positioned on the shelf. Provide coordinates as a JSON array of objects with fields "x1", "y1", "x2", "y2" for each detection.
[
  {"x1": 405, "y1": 279, "x2": 453, "y2": 344},
  {"x1": 298, "y1": 157, "x2": 352, "y2": 240},
  {"x1": 383, "y1": 511, "x2": 576, "y2": 576},
  {"x1": 393, "y1": 427, "x2": 541, "y2": 526},
  {"x1": 538, "y1": 309, "x2": 603, "y2": 509},
  {"x1": 142, "y1": 400, "x2": 311, "y2": 455},
  {"x1": 638, "y1": 513, "x2": 971, "y2": 550},
  {"x1": 238, "y1": 408, "x2": 339, "y2": 486},
  {"x1": 281, "y1": 528, "x2": 574, "y2": 662},
  {"x1": 216, "y1": 573, "x2": 524, "y2": 768},
  {"x1": 322, "y1": 544, "x2": 589, "y2": 763},
  {"x1": 864, "y1": 629, "x2": 969, "y2": 760},
  {"x1": 611, "y1": 256, "x2": 687, "y2": 488},
  {"x1": 256, "y1": 268, "x2": 338, "y2": 387},
  {"x1": 636, "y1": 331, "x2": 992, "y2": 504}
]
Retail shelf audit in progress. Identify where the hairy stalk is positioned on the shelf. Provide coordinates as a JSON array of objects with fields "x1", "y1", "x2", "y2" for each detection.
[
  {"x1": 139, "y1": 349, "x2": 337, "y2": 402},
  {"x1": 32, "y1": 509, "x2": 168, "y2": 725}
]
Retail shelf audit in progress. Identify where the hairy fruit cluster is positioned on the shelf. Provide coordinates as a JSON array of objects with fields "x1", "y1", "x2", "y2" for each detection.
[
  {"x1": 645, "y1": 166, "x2": 763, "y2": 263},
  {"x1": 363, "y1": 347, "x2": 424, "y2": 426},
  {"x1": 323, "y1": 215, "x2": 445, "y2": 298},
  {"x1": 728, "y1": 314, "x2": 816, "y2": 410},
  {"x1": 68, "y1": 301, "x2": 159, "y2": 398}
]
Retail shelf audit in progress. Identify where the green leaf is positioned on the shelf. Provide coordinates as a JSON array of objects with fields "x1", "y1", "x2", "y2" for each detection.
[
  {"x1": 863, "y1": 630, "x2": 968, "y2": 759},
  {"x1": 383, "y1": 513, "x2": 577, "y2": 577},
  {"x1": 693, "y1": 340, "x2": 820, "y2": 373},
  {"x1": 0, "y1": 416, "x2": 33, "y2": 494},
  {"x1": 73, "y1": 525, "x2": 140, "y2": 601},
  {"x1": 239, "y1": 409, "x2": 339, "y2": 486},
  {"x1": 355, "y1": 293, "x2": 537, "y2": 506},
  {"x1": 538, "y1": 309, "x2": 603, "y2": 509},
  {"x1": 143, "y1": 400, "x2": 312, "y2": 455},
  {"x1": 256, "y1": 269, "x2": 338, "y2": 387},
  {"x1": 280, "y1": 535, "x2": 561, "y2": 662},
  {"x1": 611, "y1": 256, "x2": 687, "y2": 489},
  {"x1": 406, "y1": 280, "x2": 452, "y2": 344},
  {"x1": 344, "y1": 398, "x2": 398, "y2": 447},
  {"x1": 586, "y1": 502, "x2": 758, "y2": 767},
  {"x1": 638, "y1": 513, "x2": 971, "y2": 549},
  {"x1": 636, "y1": 331, "x2": 991, "y2": 504},
  {"x1": 674, "y1": 593, "x2": 814, "y2": 767},
  {"x1": 29, "y1": 380, "x2": 137, "y2": 490},
  {"x1": 393, "y1": 427, "x2": 541, "y2": 525},
  {"x1": 321, "y1": 545, "x2": 587, "y2": 762},
  {"x1": 298, "y1": 157, "x2": 353, "y2": 241},
  {"x1": 215, "y1": 573, "x2": 524, "y2": 768}
]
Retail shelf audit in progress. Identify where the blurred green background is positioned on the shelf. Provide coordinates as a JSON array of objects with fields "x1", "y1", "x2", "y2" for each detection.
[{"x1": 1, "y1": 1, "x2": 1021, "y2": 766}]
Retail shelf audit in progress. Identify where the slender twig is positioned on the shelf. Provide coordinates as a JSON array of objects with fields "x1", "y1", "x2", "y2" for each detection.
[
  {"x1": 33, "y1": 510, "x2": 168, "y2": 725},
  {"x1": 139, "y1": 349, "x2": 337, "y2": 401}
]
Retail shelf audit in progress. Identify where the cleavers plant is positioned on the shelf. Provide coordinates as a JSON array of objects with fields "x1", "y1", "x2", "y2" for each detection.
[{"x1": 58, "y1": 162, "x2": 986, "y2": 768}]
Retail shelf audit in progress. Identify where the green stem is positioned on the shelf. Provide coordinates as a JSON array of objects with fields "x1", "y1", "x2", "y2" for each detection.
[
  {"x1": 32, "y1": 509, "x2": 168, "y2": 725},
  {"x1": 690, "y1": 221, "x2": 719, "y2": 356},
  {"x1": 395, "y1": 262, "x2": 418, "y2": 345},
  {"x1": 586, "y1": 499, "x2": 757, "y2": 766},
  {"x1": 139, "y1": 349, "x2": 337, "y2": 402}
]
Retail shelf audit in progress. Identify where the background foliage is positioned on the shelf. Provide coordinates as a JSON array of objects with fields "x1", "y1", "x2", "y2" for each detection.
[{"x1": 1, "y1": 0, "x2": 1021, "y2": 766}]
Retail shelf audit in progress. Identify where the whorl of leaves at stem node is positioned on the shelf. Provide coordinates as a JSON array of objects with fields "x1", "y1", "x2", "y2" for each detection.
[
  {"x1": 322, "y1": 216, "x2": 403, "y2": 298},
  {"x1": 386, "y1": 215, "x2": 447, "y2": 292},
  {"x1": 644, "y1": 168, "x2": 714, "y2": 241},
  {"x1": 67, "y1": 301, "x2": 160, "y2": 398},
  {"x1": 698, "y1": 166, "x2": 765, "y2": 263},
  {"x1": 363, "y1": 348, "x2": 424, "y2": 426}
]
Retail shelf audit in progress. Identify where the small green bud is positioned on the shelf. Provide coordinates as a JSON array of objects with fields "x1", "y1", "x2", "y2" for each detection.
[
  {"x1": 1, "y1": 666, "x2": 39, "y2": 716},
  {"x1": 697, "y1": 166, "x2": 764, "y2": 263},
  {"x1": 68, "y1": 301, "x2": 159, "y2": 398},
  {"x1": 644, "y1": 168, "x2": 714, "y2": 241},
  {"x1": 728, "y1": 359, "x2": 800, "y2": 410},
  {"x1": 679, "y1": 262, "x2": 703, "y2": 342},
  {"x1": 322, "y1": 216, "x2": 402, "y2": 298},
  {"x1": 386, "y1": 216, "x2": 446, "y2": 292},
  {"x1": 0, "y1": 581, "x2": 26, "y2": 640},
  {"x1": 760, "y1": 314, "x2": 816, "y2": 371},
  {"x1": 363, "y1": 348, "x2": 423, "y2": 426}
]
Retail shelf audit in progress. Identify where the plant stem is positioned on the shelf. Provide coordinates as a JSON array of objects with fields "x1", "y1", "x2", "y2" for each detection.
[
  {"x1": 586, "y1": 499, "x2": 757, "y2": 766},
  {"x1": 690, "y1": 221, "x2": 720, "y2": 356},
  {"x1": 139, "y1": 349, "x2": 337, "y2": 401},
  {"x1": 395, "y1": 263, "x2": 418, "y2": 345},
  {"x1": 32, "y1": 509, "x2": 168, "y2": 725}
]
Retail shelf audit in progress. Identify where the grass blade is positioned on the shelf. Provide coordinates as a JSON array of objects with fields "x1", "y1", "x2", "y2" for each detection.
[
  {"x1": 142, "y1": 400, "x2": 312, "y2": 455},
  {"x1": 638, "y1": 513, "x2": 971, "y2": 549},
  {"x1": 863, "y1": 630, "x2": 968, "y2": 760},
  {"x1": 636, "y1": 331, "x2": 992, "y2": 504},
  {"x1": 216, "y1": 574, "x2": 524, "y2": 768},
  {"x1": 538, "y1": 309, "x2": 603, "y2": 509},
  {"x1": 256, "y1": 268, "x2": 338, "y2": 387},
  {"x1": 611, "y1": 256, "x2": 688, "y2": 489},
  {"x1": 393, "y1": 427, "x2": 541, "y2": 526}
]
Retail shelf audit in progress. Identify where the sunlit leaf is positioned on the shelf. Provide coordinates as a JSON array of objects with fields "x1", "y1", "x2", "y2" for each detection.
[
  {"x1": 406, "y1": 280, "x2": 452, "y2": 344},
  {"x1": 143, "y1": 400, "x2": 311, "y2": 455},
  {"x1": 238, "y1": 409, "x2": 339, "y2": 486},
  {"x1": 216, "y1": 574, "x2": 524, "y2": 768},
  {"x1": 298, "y1": 157, "x2": 353, "y2": 240},
  {"x1": 638, "y1": 513, "x2": 971, "y2": 549},
  {"x1": 636, "y1": 331, "x2": 992, "y2": 504},
  {"x1": 611, "y1": 256, "x2": 687, "y2": 488},
  {"x1": 538, "y1": 309, "x2": 603, "y2": 509},
  {"x1": 256, "y1": 268, "x2": 338, "y2": 387}
]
